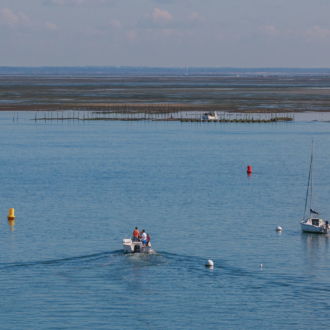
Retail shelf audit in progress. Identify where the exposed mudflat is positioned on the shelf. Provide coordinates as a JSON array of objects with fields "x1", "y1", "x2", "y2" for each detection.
[{"x1": 1, "y1": 75, "x2": 330, "y2": 113}]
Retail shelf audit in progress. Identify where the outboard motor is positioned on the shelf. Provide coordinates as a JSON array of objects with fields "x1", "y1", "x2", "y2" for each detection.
[
  {"x1": 134, "y1": 244, "x2": 141, "y2": 253},
  {"x1": 326, "y1": 221, "x2": 329, "y2": 230}
]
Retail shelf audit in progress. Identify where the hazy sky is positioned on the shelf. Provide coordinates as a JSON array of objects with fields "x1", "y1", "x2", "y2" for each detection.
[{"x1": 0, "y1": 0, "x2": 329, "y2": 67}]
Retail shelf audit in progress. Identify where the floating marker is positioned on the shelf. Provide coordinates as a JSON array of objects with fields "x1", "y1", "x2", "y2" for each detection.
[
  {"x1": 247, "y1": 166, "x2": 252, "y2": 174},
  {"x1": 205, "y1": 260, "x2": 214, "y2": 267},
  {"x1": 260, "y1": 264, "x2": 263, "y2": 268},
  {"x1": 7, "y1": 208, "x2": 15, "y2": 220},
  {"x1": 276, "y1": 226, "x2": 282, "y2": 232}
]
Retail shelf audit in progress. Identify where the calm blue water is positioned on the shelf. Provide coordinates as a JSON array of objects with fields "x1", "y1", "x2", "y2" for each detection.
[{"x1": 1, "y1": 113, "x2": 330, "y2": 329}]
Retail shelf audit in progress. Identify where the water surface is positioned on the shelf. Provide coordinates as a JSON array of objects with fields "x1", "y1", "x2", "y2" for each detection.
[{"x1": 1, "y1": 114, "x2": 330, "y2": 329}]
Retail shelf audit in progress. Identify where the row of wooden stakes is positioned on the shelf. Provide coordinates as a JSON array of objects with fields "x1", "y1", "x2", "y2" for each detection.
[{"x1": 180, "y1": 118, "x2": 293, "y2": 123}]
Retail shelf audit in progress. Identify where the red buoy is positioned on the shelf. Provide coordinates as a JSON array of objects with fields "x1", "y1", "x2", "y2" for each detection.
[{"x1": 247, "y1": 165, "x2": 252, "y2": 174}]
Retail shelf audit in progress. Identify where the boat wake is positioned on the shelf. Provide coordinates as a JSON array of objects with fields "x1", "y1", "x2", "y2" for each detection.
[{"x1": 2, "y1": 249, "x2": 330, "y2": 297}]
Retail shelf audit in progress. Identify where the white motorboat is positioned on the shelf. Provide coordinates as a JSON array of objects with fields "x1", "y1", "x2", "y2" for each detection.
[
  {"x1": 202, "y1": 111, "x2": 219, "y2": 120},
  {"x1": 123, "y1": 238, "x2": 152, "y2": 253},
  {"x1": 301, "y1": 141, "x2": 330, "y2": 234}
]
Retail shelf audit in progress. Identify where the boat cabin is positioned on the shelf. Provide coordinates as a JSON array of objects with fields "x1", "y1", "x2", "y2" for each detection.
[{"x1": 312, "y1": 218, "x2": 323, "y2": 226}]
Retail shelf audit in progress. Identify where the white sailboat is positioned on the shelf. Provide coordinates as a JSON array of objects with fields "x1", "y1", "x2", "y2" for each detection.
[{"x1": 301, "y1": 141, "x2": 330, "y2": 234}]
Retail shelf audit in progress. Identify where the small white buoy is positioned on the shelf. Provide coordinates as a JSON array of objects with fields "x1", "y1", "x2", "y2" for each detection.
[
  {"x1": 276, "y1": 226, "x2": 282, "y2": 232},
  {"x1": 260, "y1": 264, "x2": 263, "y2": 268},
  {"x1": 205, "y1": 260, "x2": 214, "y2": 267}
]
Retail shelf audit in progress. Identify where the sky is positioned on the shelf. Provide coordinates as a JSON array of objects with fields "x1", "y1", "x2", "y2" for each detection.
[{"x1": 0, "y1": 0, "x2": 330, "y2": 67}]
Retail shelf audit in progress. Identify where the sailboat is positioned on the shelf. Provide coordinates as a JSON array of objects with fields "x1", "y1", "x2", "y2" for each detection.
[{"x1": 301, "y1": 141, "x2": 330, "y2": 233}]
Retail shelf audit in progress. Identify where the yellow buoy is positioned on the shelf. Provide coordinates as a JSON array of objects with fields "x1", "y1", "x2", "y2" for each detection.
[{"x1": 7, "y1": 208, "x2": 15, "y2": 220}]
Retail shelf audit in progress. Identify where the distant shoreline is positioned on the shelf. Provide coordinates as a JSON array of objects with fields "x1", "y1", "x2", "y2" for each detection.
[
  {"x1": 0, "y1": 105, "x2": 327, "y2": 113},
  {"x1": 2, "y1": 66, "x2": 330, "y2": 76}
]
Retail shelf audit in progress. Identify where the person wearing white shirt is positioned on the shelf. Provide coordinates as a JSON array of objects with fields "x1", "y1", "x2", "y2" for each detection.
[{"x1": 141, "y1": 230, "x2": 147, "y2": 246}]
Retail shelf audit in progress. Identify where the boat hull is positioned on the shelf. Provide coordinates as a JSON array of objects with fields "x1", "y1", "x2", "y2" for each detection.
[
  {"x1": 301, "y1": 222, "x2": 329, "y2": 234},
  {"x1": 123, "y1": 239, "x2": 152, "y2": 253},
  {"x1": 202, "y1": 115, "x2": 218, "y2": 120}
]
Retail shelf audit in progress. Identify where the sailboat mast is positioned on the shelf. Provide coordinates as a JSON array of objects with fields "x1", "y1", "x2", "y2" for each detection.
[
  {"x1": 310, "y1": 140, "x2": 314, "y2": 218},
  {"x1": 303, "y1": 147, "x2": 312, "y2": 221}
]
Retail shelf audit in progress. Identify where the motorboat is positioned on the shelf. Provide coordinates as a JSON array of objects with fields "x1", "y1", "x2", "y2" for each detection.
[
  {"x1": 301, "y1": 141, "x2": 330, "y2": 234},
  {"x1": 123, "y1": 238, "x2": 152, "y2": 253},
  {"x1": 202, "y1": 111, "x2": 219, "y2": 120}
]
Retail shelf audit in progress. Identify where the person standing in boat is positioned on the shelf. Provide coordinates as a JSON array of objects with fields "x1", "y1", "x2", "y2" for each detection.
[
  {"x1": 141, "y1": 230, "x2": 147, "y2": 246},
  {"x1": 133, "y1": 227, "x2": 139, "y2": 242},
  {"x1": 147, "y1": 233, "x2": 151, "y2": 246}
]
